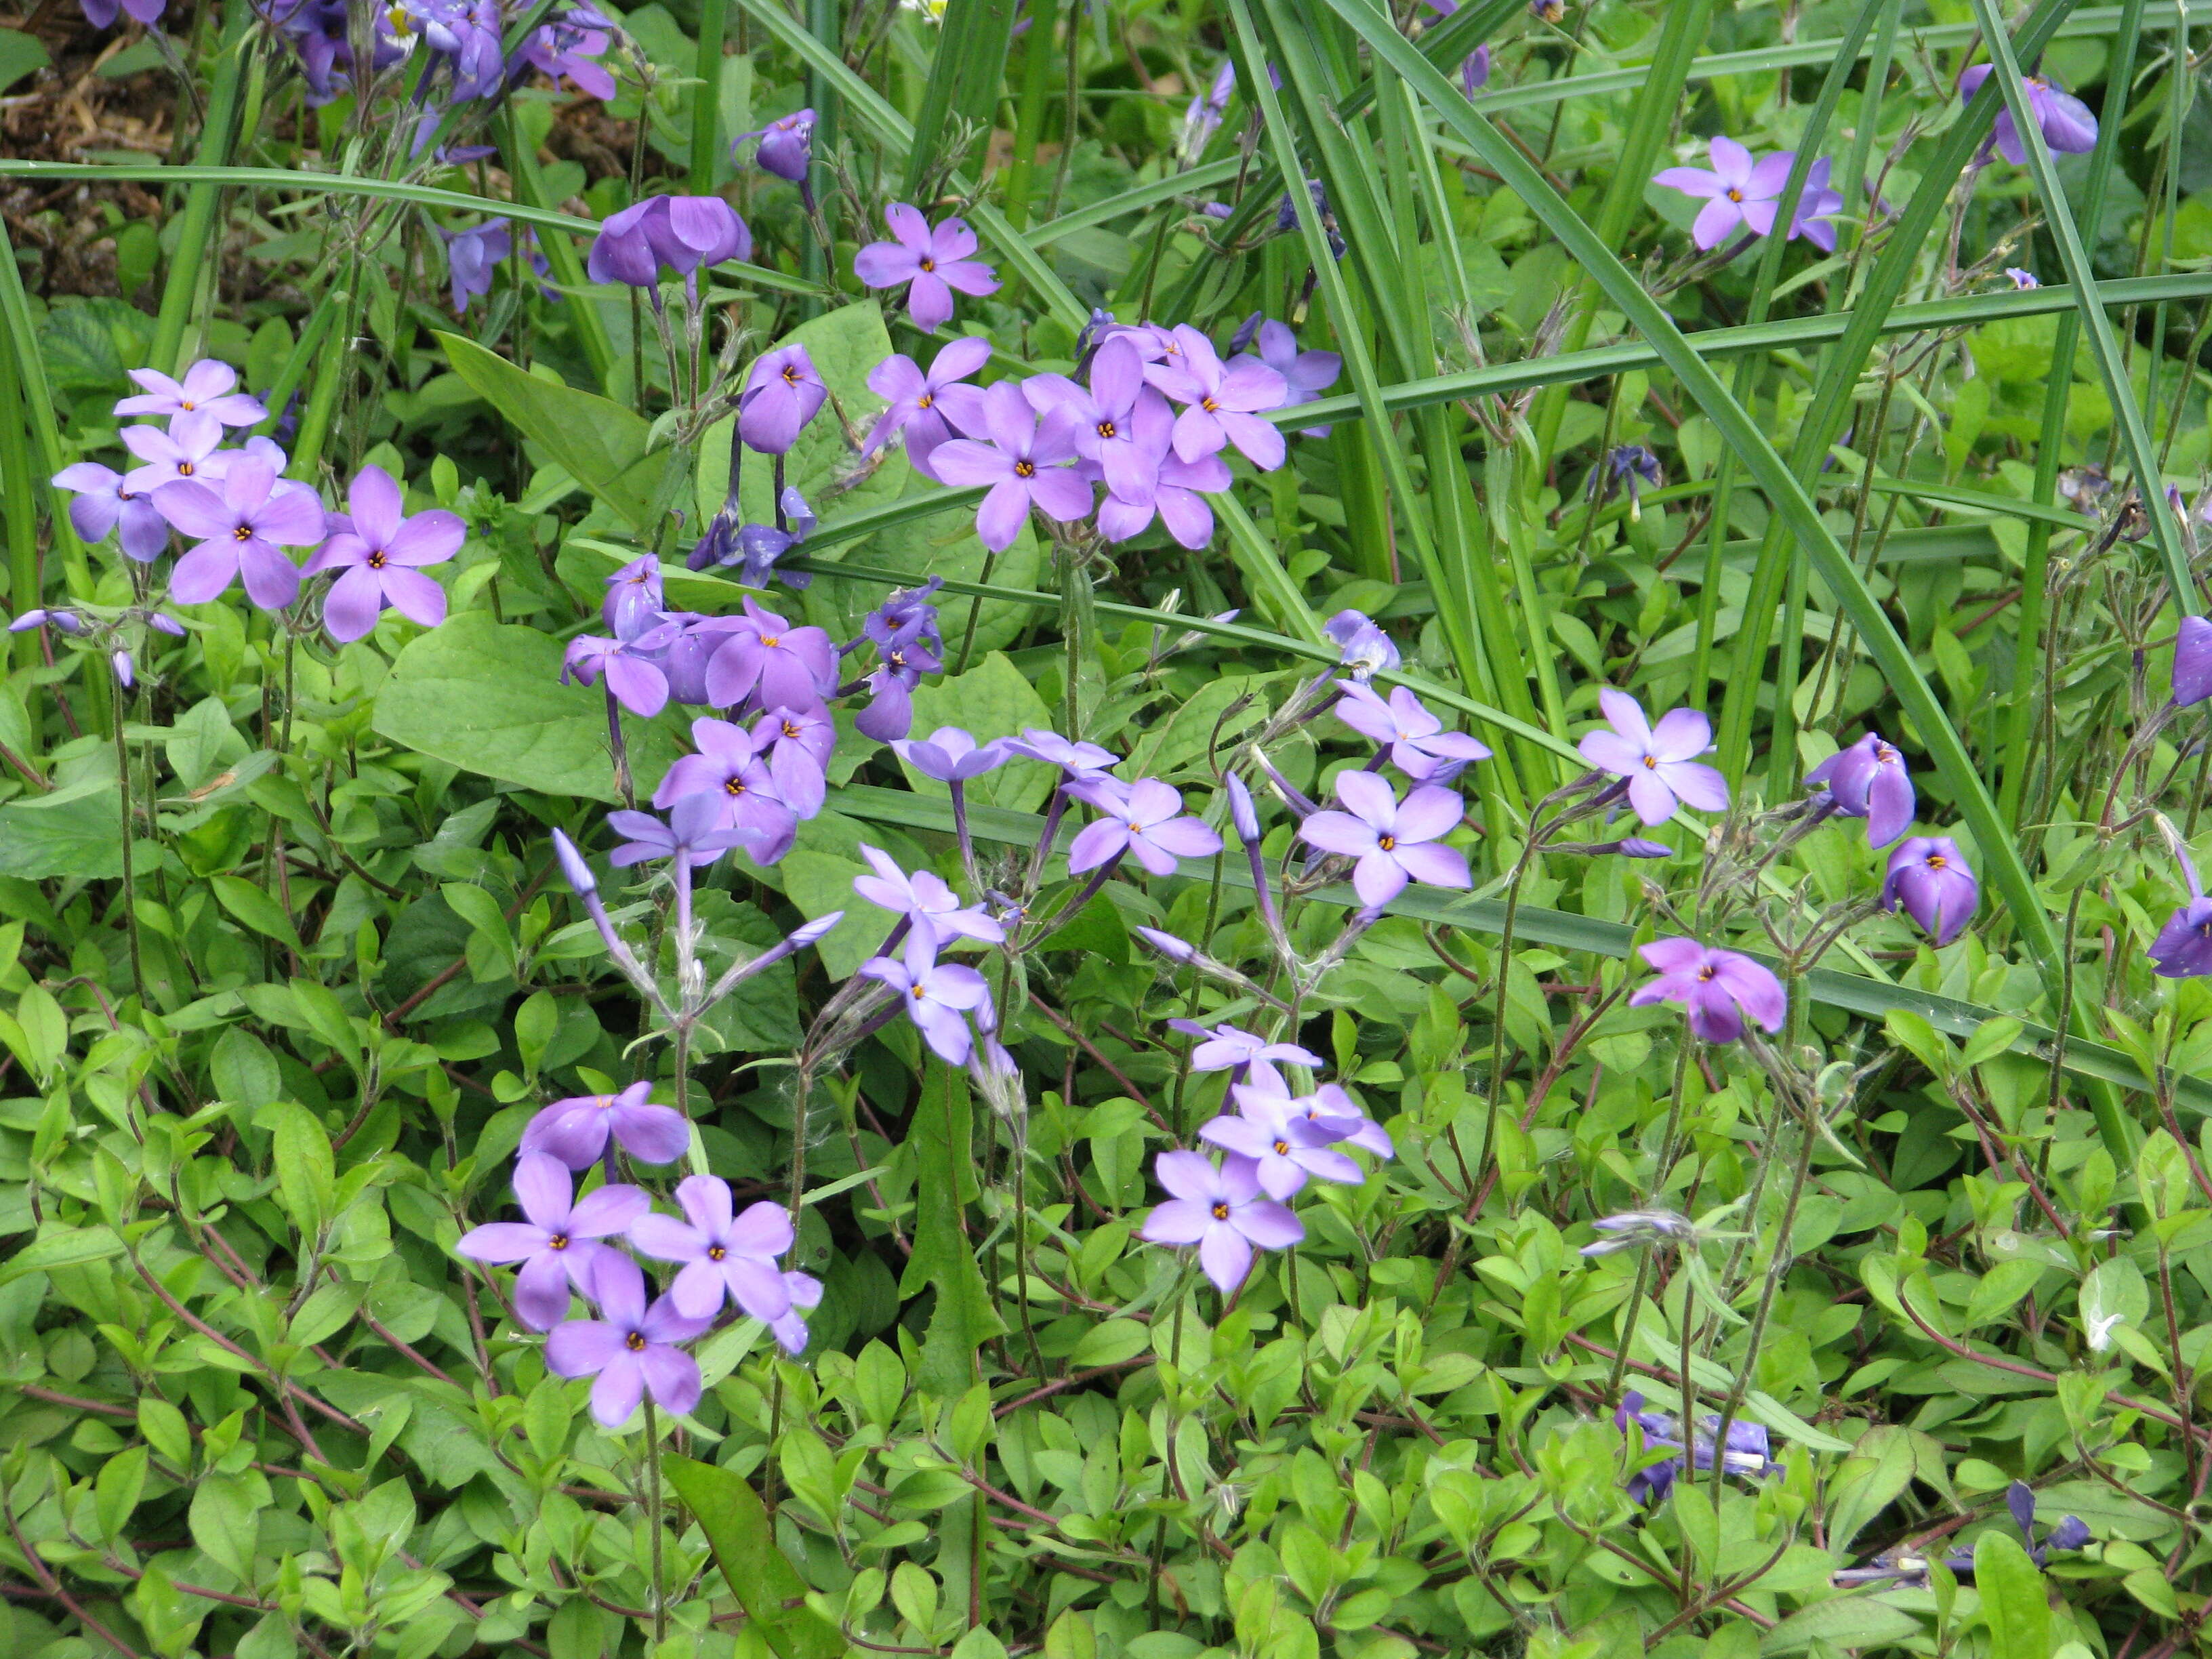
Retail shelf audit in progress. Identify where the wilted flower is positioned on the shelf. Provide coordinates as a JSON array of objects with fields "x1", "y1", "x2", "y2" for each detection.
[
  {"x1": 562, "y1": 631, "x2": 672, "y2": 718},
  {"x1": 741, "y1": 108, "x2": 816, "y2": 183},
  {"x1": 1958, "y1": 64, "x2": 2098, "y2": 165},
  {"x1": 853, "y1": 203, "x2": 1001, "y2": 332},
  {"x1": 545, "y1": 1252, "x2": 710, "y2": 1428},
  {"x1": 1806, "y1": 731, "x2": 1914, "y2": 848},
  {"x1": 588, "y1": 195, "x2": 752, "y2": 287},
  {"x1": 1835, "y1": 1481, "x2": 2089, "y2": 1588},
  {"x1": 603, "y1": 557, "x2": 663, "y2": 640},
  {"x1": 1881, "y1": 836, "x2": 1979, "y2": 946},
  {"x1": 1591, "y1": 445, "x2": 1662, "y2": 519},
  {"x1": 1324, "y1": 609, "x2": 1399, "y2": 679},
  {"x1": 521, "y1": 1080, "x2": 691, "y2": 1169},
  {"x1": 1629, "y1": 939, "x2": 1786, "y2": 1044},
  {"x1": 1578, "y1": 688, "x2": 1729, "y2": 825},
  {"x1": 2006, "y1": 267, "x2": 2040, "y2": 289},
  {"x1": 1578, "y1": 1210, "x2": 1697, "y2": 1256},
  {"x1": 454, "y1": 1153, "x2": 649, "y2": 1330},
  {"x1": 1615, "y1": 1391, "x2": 1774, "y2": 1505},
  {"x1": 1139, "y1": 1150, "x2": 1303, "y2": 1294}
]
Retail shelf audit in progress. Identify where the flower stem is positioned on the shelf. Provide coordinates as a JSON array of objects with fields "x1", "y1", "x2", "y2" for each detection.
[
  {"x1": 642, "y1": 1396, "x2": 668, "y2": 1645},
  {"x1": 112, "y1": 690, "x2": 146, "y2": 1010}
]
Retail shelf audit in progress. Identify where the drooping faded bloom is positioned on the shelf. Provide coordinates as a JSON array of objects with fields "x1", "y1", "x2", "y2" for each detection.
[
  {"x1": 1806, "y1": 731, "x2": 1914, "y2": 848},
  {"x1": 439, "y1": 219, "x2": 511, "y2": 312},
  {"x1": 1578, "y1": 1211, "x2": 1698, "y2": 1257},
  {"x1": 521, "y1": 1080, "x2": 691, "y2": 1169},
  {"x1": 304, "y1": 463, "x2": 463, "y2": 641},
  {"x1": 587, "y1": 194, "x2": 752, "y2": 287},
  {"x1": 544, "y1": 1252, "x2": 710, "y2": 1427},
  {"x1": 1139, "y1": 1150, "x2": 1303, "y2": 1294},
  {"x1": 1324, "y1": 609, "x2": 1399, "y2": 679},
  {"x1": 1958, "y1": 64, "x2": 2098, "y2": 165},
  {"x1": 1615, "y1": 1391, "x2": 1775, "y2": 1505},
  {"x1": 1629, "y1": 939, "x2": 1786, "y2": 1044},
  {"x1": 1881, "y1": 836, "x2": 1979, "y2": 946},
  {"x1": 1577, "y1": 688, "x2": 1729, "y2": 825},
  {"x1": 454, "y1": 1153, "x2": 649, "y2": 1330}
]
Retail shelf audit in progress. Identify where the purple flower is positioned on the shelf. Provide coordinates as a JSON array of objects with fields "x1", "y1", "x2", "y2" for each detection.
[
  {"x1": 50, "y1": 461, "x2": 169, "y2": 561},
  {"x1": 1959, "y1": 64, "x2": 2098, "y2": 166},
  {"x1": 1616, "y1": 1392, "x2": 1775, "y2": 1505},
  {"x1": 853, "y1": 844, "x2": 1006, "y2": 946},
  {"x1": 522, "y1": 1080, "x2": 691, "y2": 1169},
  {"x1": 1066, "y1": 777, "x2": 1223, "y2": 876},
  {"x1": 438, "y1": 219, "x2": 512, "y2": 313},
  {"x1": 564, "y1": 631, "x2": 673, "y2": 718},
  {"x1": 1178, "y1": 1021, "x2": 1323, "y2": 1080},
  {"x1": 1332, "y1": 681, "x2": 1492, "y2": 783},
  {"x1": 853, "y1": 634, "x2": 941, "y2": 742},
  {"x1": 81, "y1": 0, "x2": 165, "y2": 26},
  {"x1": 588, "y1": 195, "x2": 752, "y2": 288},
  {"x1": 115, "y1": 359, "x2": 265, "y2": 426},
  {"x1": 2007, "y1": 267, "x2": 2041, "y2": 289},
  {"x1": 1094, "y1": 393, "x2": 1228, "y2": 550},
  {"x1": 861, "y1": 337, "x2": 992, "y2": 480},
  {"x1": 607, "y1": 793, "x2": 759, "y2": 869},
  {"x1": 859, "y1": 933, "x2": 996, "y2": 1064},
  {"x1": 111, "y1": 649, "x2": 134, "y2": 687},
  {"x1": 119, "y1": 413, "x2": 228, "y2": 497},
  {"x1": 454, "y1": 1153, "x2": 649, "y2": 1330},
  {"x1": 1297, "y1": 770, "x2": 1470, "y2": 908},
  {"x1": 1460, "y1": 42, "x2": 1491, "y2": 96},
  {"x1": 1030, "y1": 336, "x2": 1172, "y2": 504},
  {"x1": 153, "y1": 455, "x2": 326, "y2": 611},
  {"x1": 1806, "y1": 731, "x2": 1914, "y2": 848},
  {"x1": 737, "y1": 344, "x2": 827, "y2": 455},
  {"x1": 1143, "y1": 325, "x2": 1289, "y2": 469},
  {"x1": 753, "y1": 703, "x2": 834, "y2": 817},
  {"x1": 1006, "y1": 726, "x2": 1118, "y2": 782},
  {"x1": 2152, "y1": 849, "x2": 2212, "y2": 979},
  {"x1": 893, "y1": 724, "x2": 1009, "y2": 783},
  {"x1": 930, "y1": 381, "x2": 1092, "y2": 552},
  {"x1": 1324, "y1": 609, "x2": 1399, "y2": 679},
  {"x1": 1882, "y1": 836, "x2": 1978, "y2": 946},
  {"x1": 2174, "y1": 615, "x2": 2212, "y2": 708},
  {"x1": 1629, "y1": 939, "x2": 1786, "y2": 1044},
  {"x1": 552, "y1": 827, "x2": 598, "y2": 895},
  {"x1": 1577, "y1": 688, "x2": 1729, "y2": 825},
  {"x1": 741, "y1": 108, "x2": 815, "y2": 184},
  {"x1": 8, "y1": 609, "x2": 83, "y2": 634},
  {"x1": 302, "y1": 463, "x2": 462, "y2": 642},
  {"x1": 1181, "y1": 60, "x2": 1235, "y2": 155},
  {"x1": 518, "y1": 6, "x2": 617, "y2": 99},
  {"x1": 1138, "y1": 1150, "x2": 1303, "y2": 1294},
  {"x1": 1279, "y1": 1081, "x2": 1394, "y2": 1160},
  {"x1": 1593, "y1": 444, "x2": 1663, "y2": 518},
  {"x1": 1198, "y1": 1090, "x2": 1364, "y2": 1200},
  {"x1": 1235, "y1": 320, "x2": 1340, "y2": 439},
  {"x1": 628, "y1": 1174, "x2": 798, "y2": 1327},
  {"x1": 653, "y1": 716, "x2": 801, "y2": 861},
  {"x1": 702, "y1": 597, "x2": 837, "y2": 712},
  {"x1": 544, "y1": 1252, "x2": 710, "y2": 1428},
  {"x1": 864, "y1": 577, "x2": 946, "y2": 655},
  {"x1": 604, "y1": 556, "x2": 664, "y2": 640},
  {"x1": 853, "y1": 203, "x2": 1000, "y2": 332},
  {"x1": 1652, "y1": 139, "x2": 1841, "y2": 252}
]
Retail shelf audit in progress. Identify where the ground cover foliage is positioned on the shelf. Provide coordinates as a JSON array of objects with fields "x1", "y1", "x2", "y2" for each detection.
[{"x1": 9, "y1": 0, "x2": 2212, "y2": 1656}]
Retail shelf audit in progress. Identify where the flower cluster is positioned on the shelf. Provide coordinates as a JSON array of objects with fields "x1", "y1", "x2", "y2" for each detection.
[
  {"x1": 1806, "y1": 734, "x2": 1980, "y2": 946},
  {"x1": 49, "y1": 361, "x2": 462, "y2": 636}
]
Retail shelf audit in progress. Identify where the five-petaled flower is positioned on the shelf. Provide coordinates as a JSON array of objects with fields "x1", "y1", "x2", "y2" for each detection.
[
  {"x1": 455, "y1": 1153, "x2": 648, "y2": 1331},
  {"x1": 1066, "y1": 777, "x2": 1224, "y2": 876},
  {"x1": 545, "y1": 1252, "x2": 711, "y2": 1428},
  {"x1": 304, "y1": 463, "x2": 463, "y2": 642},
  {"x1": 522, "y1": 1080, "x2": 691, "y2": 1170},
  {"x1": 628, "y1": 1174, "x2": 800, "y2": 1330},
  {"x1": 1296, "y1": 770, "x2": 1471, "y2": 908},
  {"x1": 1807, "y1": 731, "x2": 1914, "y2": 848},
  {"x1": 1630, "y1": 939, "x2": 1786, "y2": 1044},
  {"x1": 1578, "y1": 688, "x2": 1730, "y2": 825},
  {"x1": 154, "y1": 455, "x2": 327, "y2": 612},
  {"x1": 1139, "y1": 1149, "x2": 1304, "y2": 1294},
  {"x1": 1958, "y1": 64, "x2": 2097, "y2": 166},
  {"x1": 853, "y1": 203, "x2": 1001, "y2": 331},
  {"x1": 859, "y1": 933, "x2": 996, "y2": 1064}
]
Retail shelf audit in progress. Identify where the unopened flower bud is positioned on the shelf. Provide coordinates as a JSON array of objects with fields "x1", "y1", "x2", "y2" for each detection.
[{"x1": 551, "y1": 828, "x2": 598, "y2": 896}]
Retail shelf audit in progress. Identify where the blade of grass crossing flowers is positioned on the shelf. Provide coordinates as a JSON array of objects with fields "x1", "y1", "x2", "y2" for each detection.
[
  {"x1": 903, "y1": 0, "x2": 1020, "y2": 197},
  {"x1": 1968, "y1": 0, "x2": 2192, "y2": 609},
  {"x1": 1318, "y1": 0, "x2": 2081, "y2": 1037},
  {"x1": 689, "y1": 0, "x2": 730, "y2": 192},
  {"x1": 1714, "y1": 0, "x2": 2076, "y2": 782},
  {"x1": 731, "y1": 0, "x2": 1086, "y2": 332},
  {"x1": 0, "y1": 218, "x2": 89, "y2": 595},
  {"x1": 148, "y1": 0, "x2": 250, "y2": 376},
  {"x1": 2001, "y1": 0, "x2": 2148, "y2": 828}
]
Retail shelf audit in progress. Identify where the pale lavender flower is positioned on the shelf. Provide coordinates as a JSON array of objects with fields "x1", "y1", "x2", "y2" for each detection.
[
  {"x1": 652, "y1": 716, "x2": 801, "y2": 860},
  {"x1": 1332, "y1": 680, "x2": 1492, "y2": 783},
  {"x1": 607, "y1": 794, "x2": 759, "y2": 869},
  {"x1": 1139, "y1": 1150, "x2": 1303, "y2": 1294},
  {"x1": 563, "y1": 631, "x2": 672, "y2": 718},
  {"x1": 893, "y1": 724, "x2": 1009, "y2": 782},
  {"x1": 1006, "y1": 727, "x2": 1118, "y2": 781},
  {"x1": 1143, "y1": 325, "x2": 1289, "y2": 469},
  {"x1": 119, "y1": 413, "x2": 227, "y2": 497},
  {"x1": 853, "y1": 203, "x2": 1000, "y2": 331},
  {"x1": 1177, "y1": 1021, "x2": 1323, "y2": 1078},
  {"x1": 439, "y1": 220, "x2": 511, "y2": 313},
  {"x1": 545, "y1": 1252, "x2": 710, "y2": 1428},
  {"x1": 1881, "y1": 836, "x2": 1979, "y2": 946},
  {"x1": 629, "y1": 1174, "x2": 797, "y2": 1325},
  {"x1": 1959, "y1": 64, "x2": 2098, "y2": 165},
  {"x1": 454, "y1": 1153, "x2": 649, "y2": 1330},
  {"x1": 1296, "y1": 771, "x2": 1469, "y2": 907},
  {"x1": 1280, "y1": 1081, "x2": 1394, "y2": 1160},
  {"x1": 861, "y1": 337, "x2": 993, "y2": 480},
  {"x1": 303, "y1": 463, "x2": 462, "y2": 642},
  {"x1": 859, "y1": 933, "x2": 996, "y2": 1064},
  {"x1": 929, "y1": 381, "x2": 1092, "y2": 552},
  {"x1": 154, "y1": 455, "x2": 326, "y2": 611},
  {"x1": 2006, "y1": 268, "x2": 2040, "y2": 289},
  {"x1": 1577, "y1": 688, "x2": 1729, "y2": 825},
  {"x1": 1652, "y1": 139, "x2": 1841, "y2": 251},
  {"x1": 1235, "y1": 319, "x2": 1340, "y2": 439},
  {"x1": 1094, "y1": 393, "x2": 1227, "y2": 549},
  {"x1": 702, "y1": 596, "x2": 837, "y2": 710},
  {"x1": 604, "y1": 556, "x2": 664, "y2": 640},
  {"x1": 115, "y1": 359, "x2": 266, "y2": 426},
  {"x1": 50, "y1": 461, "x2": 169, "y2": 561},
  {"x1": 1324, "y1": 609, "x2": 1399, "y2": 679},
  {"x1": 1198, "y1": 1090, "x2": 1364, "y2": 1200},
  {"x1": 852, "y1": 844, "x2": 1005, "y2": 945},
  {"x1": 1629, "y1": 940, "x2": 1785, "y2": 1044},
  {"x1": 1579, "y1": 1210, "x2": 1696, "y2": 1257},
  {"x1": 522, "y1": 1080, "x2": 691, "y2": 1169},
  {"x1": 1066, "y1": 777, "x2": 1223, "y2": 876}
]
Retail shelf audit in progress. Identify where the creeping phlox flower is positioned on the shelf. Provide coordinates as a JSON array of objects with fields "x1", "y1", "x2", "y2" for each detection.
[
  {"x1": 2152, "y1": 843, "x2": 2212, "y2": 979},
  {"x1": 1835, "y1": 1481, "x2": 2089, "y2": 1589},
  {"x1": 1614, "y1": 1393, "x2": 1776, "y2": 1506},
  {"x1": 859, "y1": 933, "x2": 997, "y2": 1064},
  {"x1": 2173, "y1": 615, "x2": 2212, "y2": 708},
  {"x1": 1958, "y1": 64, "x2": 2098, "y2": 166},
  {"x1": 1652, "y1": 137, "x2": 1842, "y2": 251},
  {"x1": 544, "y1": 1252, "x2": 711, "y2": 1428},
  {"x1": 590, "y1": 195, "x2": 753, "y2": 289},
  {"x1": 1174, "y1": 1020, "x2": 1324, "y2": 1090},
  {"x1": 1324, "y1": 609, "x2": 1401, "y2": 680},
  {"x1": 1332, "y1": 680, "x2": 1492, "y2": 784},
  {"x1": 930, "y1": 381, "x2": 1092, "y2": 552},
  {"x1": 155, "y1": 455, "x2": 327, "y2": 611},
  {"x1": 1202, "y1": 1083, "x2": 1368, "y2": 1200},
  {"x1": 1806, "y1": 731, "x2": 1914, "y2": 848},
  {"x1": 1881, "y1": 836, "x2": 1980, "y2": 947},
  {"x1": 741, "y1": 108, "x2": 817, "y2": 184},
  {"x1": 1577, "y1": 688, "x2": 1729, "y2": 825},
  {"x1": 1065, "y1": 777, "x2": 1224, "y2": 876},
  {"x1": 523, "y1": 1080, "x2": 691, "y2": 1170},
  {"x1": 303, "y1": 464, "x2": 464, "y2": 641},
  {"x1": 1578, "y1": 1210, "x2": 1698, "y2": 1257},
  {"x1": 850, "y1": 581, "x2": 947, "y2": 741},
  {"x1": 862, "y1": 337, "x2": 992, "y2": 483},
  {"x1": 1298, "y1": 769, "x2": 1471, "y2": 908},
  {"x1": 455, "y1": 1153, "x2": 649, "y2": 1330},
  {"x1": 1139, "y1": 1150, "x2": 1305, "y2": 1294},
  {"x1": 1630, "y1": 939, "x2": 1786, "y2": 1044},
  {"x1": 854, "y1": 203, "x2": 1002, "y2": 332}
]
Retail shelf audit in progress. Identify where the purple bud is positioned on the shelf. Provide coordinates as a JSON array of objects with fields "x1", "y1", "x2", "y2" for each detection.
[
  {"x1": 1133, "y1": 927, "x2": 1197, "y2": 964},
  {"x1": 1225, "y1": 772, "x2": 1261, "y2": 844},
  {"x1": 551, "y1": 828, "x2": 598, "y2": 896},
  {"x1": 7, "y1": 610, "x2": 45, "y2": 632},
  {"x1": 790, "y1": 912, "x2": 843, "y2": 947},
  {"x1": 747, "y1": 108, "x2": 815, "y2": 184},
  {"x1": 111, "y1": 650, "x2": 134, "y2": 688},
  {"x1": 1227, "y1": 311, "x2": 1264, "y2": 355},
  {"x1": 1614, "y1": 838, "x2": 1671, "y2": 859},
  {"x1": 147, "y1": 611, "x2": 186, "y2": 637}
]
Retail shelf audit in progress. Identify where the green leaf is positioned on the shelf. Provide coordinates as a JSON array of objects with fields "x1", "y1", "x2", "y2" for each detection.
[
  {"x1": 1824, "y1": 1426, "x2": 1917, "y2": 1554},
  {"x1": 371, "y1": 614, "x2": 682, "y2": 802},
  {"x1": 436, "y1": 333, "x2": 661, "y2": 533},
  {"x1": 95, "y1": 1445, "x2": 148, "y2": 1544},
  {"x1": 901, "y1": 652, "x2": 1056, "y2": 812},
  {"x1": 661, "y1": 1454, "x2": 846, "y2": 1659},
  {"x1": 188, "y1": 1473, "x2": 264, "y2": 1587},
  {"x1": 263, "y1": 1101, "x2": 335, "y2": 1239},
  {"x1": 211, "y1": 875, "x2": 306, "y2": 953},
  {"x1": 1760, "y1": 1597, "x2": 1924, "y2": 1654},
  {"x1": 0, "y1": 29, "x2": 50, "y2": 96},
  {"x1": 0, "y1": 1223, "x2": 123, "y2": 1285},
  {"x1": 897, "y1": 1065, "x2": 1004, "y2": 1396},
  {"x1": 1975, "y1": 1530, "x2": 2051, "y2": 1659},
  {"x1": 0, "y1": 777, "x2": 123, "y2": 879}
]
